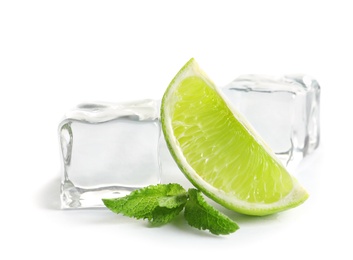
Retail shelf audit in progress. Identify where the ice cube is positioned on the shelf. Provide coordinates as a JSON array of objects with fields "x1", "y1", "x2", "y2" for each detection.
[
  {"x1": 221, "y1": 74, "x2": 320, "y2": 167},
  {"x1": 59, "y1": 99, "x2": 161, "y2": 209}
]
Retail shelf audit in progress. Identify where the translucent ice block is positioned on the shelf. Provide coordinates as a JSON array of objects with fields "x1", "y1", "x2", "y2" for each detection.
[
  {"x1": 221, "y1": 74, "x2": 320, "y2": 167},
  {"x1": 59, "y1": 99, "x2": 161, "y2": 209}
]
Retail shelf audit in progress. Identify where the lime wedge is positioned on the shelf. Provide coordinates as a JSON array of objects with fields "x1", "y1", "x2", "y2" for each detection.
[{"x1": 161, "y1": 58, "x2": 309, "y2": 216}]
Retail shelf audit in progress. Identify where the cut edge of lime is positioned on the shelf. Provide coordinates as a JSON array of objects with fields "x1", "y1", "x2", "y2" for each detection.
[{"x1": 161, "y1": 58, "x2": 309, "y2": 216}]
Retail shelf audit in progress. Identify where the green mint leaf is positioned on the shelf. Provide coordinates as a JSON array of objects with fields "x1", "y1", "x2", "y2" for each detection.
[
  {"x1": 184, "y1": 188, "x2": 239, "y2": 235},
  {"x1": 102, "y1": 183, "x2": 187, "y2": 224},
  {"x1": 151, "y1": 205, "x2": 185, "y2": 225},
  {"x1": 157, "y1": 182, "x2": 188, "y2": 208},
  {"x1": 158, "y1": 194, "x2": 188, "y2": 208}
]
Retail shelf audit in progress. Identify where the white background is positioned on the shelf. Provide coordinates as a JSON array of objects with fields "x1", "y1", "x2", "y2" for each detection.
[{"x1": 1, "y1": 0, "x2": 352, "y2": 259}]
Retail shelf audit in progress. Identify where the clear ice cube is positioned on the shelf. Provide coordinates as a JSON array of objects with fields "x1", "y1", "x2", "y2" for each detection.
[
  {"x1": 221, "y1": 74, "x2": 320, "y2": 167},
  {"x1": 59, "y1": 99, "x2": 161, "y2": 209}
]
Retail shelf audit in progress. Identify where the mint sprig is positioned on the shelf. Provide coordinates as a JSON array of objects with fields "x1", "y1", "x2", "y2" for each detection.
[
  {"x1": 185, "y1": 188, "x2": 239, "y2": 235},
  {"x1": 102, "y1": 183, "x2": 239, "y2": 235}
]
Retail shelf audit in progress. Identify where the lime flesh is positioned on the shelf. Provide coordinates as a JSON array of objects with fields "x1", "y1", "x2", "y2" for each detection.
[{"x1": 161, "y1": 58, "x2": 309, "y2": 216}]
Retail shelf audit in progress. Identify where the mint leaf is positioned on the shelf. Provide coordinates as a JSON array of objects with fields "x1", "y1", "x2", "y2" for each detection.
[
  {"x1": 103, "y1": 184, "x2": 239, "y2": 235},
  {"x1": 184, "y1": 188, "x2": 239, "y2": 235},
  {"x1": 157, "y1": 183, "x2": 188, "y2": 208},
  {"x1": 151, "y1": 205, "x2": 185, "y2": 224},
  {"x1": 102, "y1": 183, "x2": 187, "y2": 224}
]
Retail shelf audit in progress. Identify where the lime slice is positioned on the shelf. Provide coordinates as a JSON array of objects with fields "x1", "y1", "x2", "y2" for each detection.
[{"x1": 161, "y1": 58, "x2": 309, "y2": 216}]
